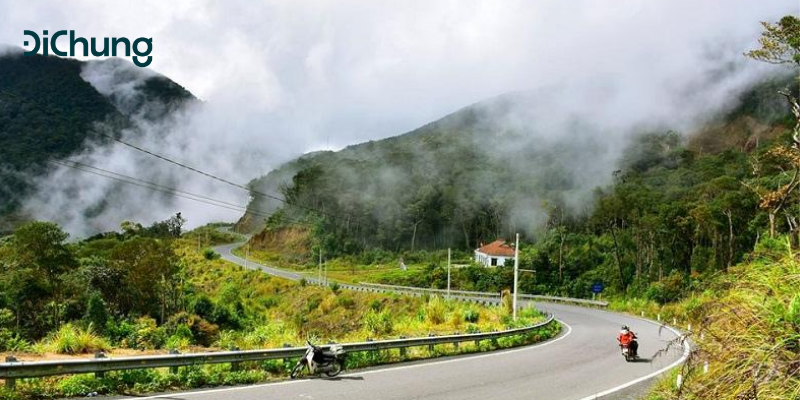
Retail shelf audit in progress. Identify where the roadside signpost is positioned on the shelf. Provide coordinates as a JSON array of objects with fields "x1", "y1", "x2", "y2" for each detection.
[{"x1": 591, "y1": 282, "x2": 604, "y2": 301}]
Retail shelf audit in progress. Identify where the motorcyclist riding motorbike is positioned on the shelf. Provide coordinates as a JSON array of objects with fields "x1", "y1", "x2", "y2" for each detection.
[{"x1": 617, "y1": 325, "x2": 638, "y2": 361}]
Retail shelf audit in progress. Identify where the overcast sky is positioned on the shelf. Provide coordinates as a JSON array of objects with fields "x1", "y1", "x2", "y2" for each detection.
[
  {"x1": 1, "y1": 1, "x2": 798, "y2": 234},
  {"x1": 2, "y1": 1, "x2": 796, "y2": 153}
]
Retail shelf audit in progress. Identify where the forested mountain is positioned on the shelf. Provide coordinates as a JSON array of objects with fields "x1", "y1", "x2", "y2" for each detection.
[
  {"x1": 0, "y1": 49, "x2": 196, "y2": 229},
  {"x1": 239, "y1": 74, "x2": 796, "y2": 271}
]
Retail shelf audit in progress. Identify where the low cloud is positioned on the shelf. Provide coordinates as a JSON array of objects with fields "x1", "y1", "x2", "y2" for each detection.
[{"x1": 1, "y1": 0, "x2": 796, "y2": 235}]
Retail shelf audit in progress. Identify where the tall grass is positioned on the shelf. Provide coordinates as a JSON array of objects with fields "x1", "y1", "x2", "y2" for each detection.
[
  {"x1": 41, "y1": 324, "x2": 110, "y2": 354},
  {"x1": 648, "y1": 237, "x2": 800, "y2": 400}
]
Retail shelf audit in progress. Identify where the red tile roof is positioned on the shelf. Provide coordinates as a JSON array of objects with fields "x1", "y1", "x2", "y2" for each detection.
[{"x1": 476, "y1": 239, "x2": 515, "y2": 257}]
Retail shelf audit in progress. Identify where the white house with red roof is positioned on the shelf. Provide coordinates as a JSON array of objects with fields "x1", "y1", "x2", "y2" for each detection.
[{"x1": 474, "y1": 239, "x2": 516, "y2": 267}]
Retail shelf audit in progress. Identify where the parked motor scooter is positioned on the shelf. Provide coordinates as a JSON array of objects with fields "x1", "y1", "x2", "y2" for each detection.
[{"x1": 290, "y1": 341, "x2": 346, "y2": 378}]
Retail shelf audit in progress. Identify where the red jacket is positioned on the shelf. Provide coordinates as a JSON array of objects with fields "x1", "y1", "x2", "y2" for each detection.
[{"x1": 618, "y1": 330, "x2": 636, "y2": 345}]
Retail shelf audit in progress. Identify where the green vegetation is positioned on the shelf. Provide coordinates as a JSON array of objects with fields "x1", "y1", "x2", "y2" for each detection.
[
  {"x1": 630, "y1": 238, "x2": 800, "y2": 400},
  {"x1": 0, "y1": 217, "x2": 550, "y2": 398}
]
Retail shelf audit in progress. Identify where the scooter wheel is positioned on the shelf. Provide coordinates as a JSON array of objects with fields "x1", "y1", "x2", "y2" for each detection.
[
  {"x1": 290, "y1": 362, "x2": 304, "y2": 379},
  {"x1": 324, "y1": 361, "x2": 343, "y2": 377}
]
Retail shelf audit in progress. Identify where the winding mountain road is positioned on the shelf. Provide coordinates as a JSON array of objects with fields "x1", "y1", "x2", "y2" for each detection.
[{"x1": 134, "y1": 244, "x2": 685, "y2": 400}]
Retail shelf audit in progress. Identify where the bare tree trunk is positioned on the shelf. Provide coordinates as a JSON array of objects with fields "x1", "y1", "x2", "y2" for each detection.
[
  {"x1": 769, "y1": 212, "x2": 776, "y2": 238},
  {"x1": 724, "y1": 209, "x2": 734, "y2": 270},
  {"x1": 609, "y1": 222, "x2": 626, "y2": 290},
  {"x1": 411, "y1": 220, "x2": 422, "y2": 252},
  {"x1": 648, "y1": 231, "x2": 656, "y2": 281},
  {"x1": 558, "y1": 230, "x2": 565, "y2": 283}
]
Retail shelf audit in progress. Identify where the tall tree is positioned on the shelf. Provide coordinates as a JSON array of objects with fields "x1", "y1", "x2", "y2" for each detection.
[
  {"x1": 747, "y1": 15, "x2": 800, "y2": 225},
  {"x1": 10, "y1": 221, "x2": 77, "y2": 330}
]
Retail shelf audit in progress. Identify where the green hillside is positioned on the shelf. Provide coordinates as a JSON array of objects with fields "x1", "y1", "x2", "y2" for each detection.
[
  {"x1": 240, "y1": 74, "x2": 795, "y2": 266},
  {"x1": 0, "y1": 50, "x2": 195, "y2": 228}
]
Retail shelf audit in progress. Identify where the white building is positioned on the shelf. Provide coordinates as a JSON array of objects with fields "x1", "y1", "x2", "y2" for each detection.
[{"x1": 474, "y1": 239, "x2": 516, "y2": 267}]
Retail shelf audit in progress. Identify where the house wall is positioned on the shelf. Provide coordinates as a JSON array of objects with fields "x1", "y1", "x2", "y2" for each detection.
[{"x1": 474, "y1": 251, "x2": 512, "y2": 267}]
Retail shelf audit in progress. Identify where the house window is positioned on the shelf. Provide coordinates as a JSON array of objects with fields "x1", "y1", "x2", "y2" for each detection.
[{"x1": 491, "y1": 257, "x2": 497, "y2": 266}]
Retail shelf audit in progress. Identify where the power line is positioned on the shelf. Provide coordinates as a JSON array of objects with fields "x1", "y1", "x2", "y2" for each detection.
[
  {"x1": 0, "y1": 111, "x2": 305, "y2": 228},
  {"x1": 49, "y1": 159, "x2": 306, "y2": 225},
  {"x1": 0, "y1": 89, "x2": 339, "y2": 222}
]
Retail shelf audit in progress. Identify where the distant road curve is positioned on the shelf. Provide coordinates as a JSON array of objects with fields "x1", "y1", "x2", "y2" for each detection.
[{"x1": 136, "y1": 243, "x2": 685, "y2": 400}]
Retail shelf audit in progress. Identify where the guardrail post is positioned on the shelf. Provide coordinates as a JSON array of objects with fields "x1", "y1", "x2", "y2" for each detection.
[
  {"x1": 474, "y1": 330, "x2": 481, "y2": 348},
  {"x1": 491, "y1": 331, "x2": 499, "y2": 348},
  {"x1": 428, "y1": 334, "x2": 435, "y2": 354},
  {"x1": 230, "y1": 347, "x2": 241, "y2": 371},
  {"x1": 4, "y1": 356, "x2": 16, "y2": 389},
  {"x1": 399, "y1": 336, "x2": 407, "y2": 358},
  {"x1": 169, "y1": 349, "x2": 180, "y2": 374},
  {"x1": 281, "y1": 343, "x2": 292, "y2": 365},
  {"x1": 94, "y1": 351, "x2": 106, "y2": 378},
  {"x1": 453, "y1": 332, "x2": 460, "y2": 350}
]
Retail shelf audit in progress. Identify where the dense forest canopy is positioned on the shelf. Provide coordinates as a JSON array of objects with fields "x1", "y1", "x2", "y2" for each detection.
[{"x1": 0, "y1": 50, "x2": 195, "y2": 230}]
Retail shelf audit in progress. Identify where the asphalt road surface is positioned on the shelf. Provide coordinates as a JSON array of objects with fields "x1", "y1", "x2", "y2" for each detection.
[{"x1": 137, "y1": 244, "x2": 685, "y2": 400}]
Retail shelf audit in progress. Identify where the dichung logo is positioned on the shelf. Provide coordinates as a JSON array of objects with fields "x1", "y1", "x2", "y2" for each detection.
[{"x1": 23, "y1": 30, "x2": 153, "y2": 67}]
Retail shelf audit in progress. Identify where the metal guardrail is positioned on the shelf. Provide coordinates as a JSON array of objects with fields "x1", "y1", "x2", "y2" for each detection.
[
  {"x1": 0, "y1": 315, "x2": 555, "y2": 384},
  {"x1": 519, "y1": 294, "x2": 608, "y2": 307},
  {"x1": 355, "y1": 282, "x2": 609, "y2": 308}
]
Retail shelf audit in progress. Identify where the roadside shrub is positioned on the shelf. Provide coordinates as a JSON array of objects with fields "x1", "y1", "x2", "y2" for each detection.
[
  {"x1": 425, "y1": 296, "x2": 446, "y2": 324},
  {"x1": 166, "y1": 323, "x2": 194, "y2": 349},
  {"x1": 58, "y1": 374, "x2": 105, "y2": 397},
  {"x1": 261, "y1": 296, "x2": 280, "y2": 309},
  {"x1": 337, "y1": 295, "x2": 356, "y2": 309},
  {"x1": 191, "y1": 318, "x2": 220, "y2": 347},
  {"x1": 330, "y1": 282, "x2": 341, "y2": 294},
  {"x1": 0, "y1": 308, "x2": 14, "y2": 328},
  {"x1": 500, "y1": 289, "x2": 512, "y2": 315},
  {"x1": 0, "y1": 328, "x2": 32, "y2": 352},
  {"x1": 519, "y1": 306, "x2": 541, "y2": 321},
  {"x1": 213, "y1": 330, "x2": 239, "y2": 350},
  {"x1": 84, "y1": 292, "x2": 108, "y2": 334},
  {"x1": 203, "y1": 248, "x2": 220, "y2": 260},
  {"x1": 191, "y1": 295, "x2": 215, "y2": 321},
  {"x1": 128, "y1": 317, "x2": 167, "y2": 350},
  {"x1": 645, "y1": 272, "x2": 685, "y2": 304},
  {"x1": 463, "y1": 308, "x2": 480, "y2": 323},
  {"x1": 363, "y1": 309, "x2": 393, "y2": 335},
  {"x1": 44, "y1": 323, "x2": 110, "y2": 354}
]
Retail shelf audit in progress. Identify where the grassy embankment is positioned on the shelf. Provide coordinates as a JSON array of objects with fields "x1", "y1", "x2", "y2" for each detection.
[{"x1": 610, "y1": 237, "x2": 800, "y2": 400}]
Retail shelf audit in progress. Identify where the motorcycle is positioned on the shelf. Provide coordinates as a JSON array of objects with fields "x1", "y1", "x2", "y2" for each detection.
[
  {"x1": 290, "y1": 341, "x2": 346, "y2": 379},
  {"x1": 620, "y1": 340, "x2": 638, "y2": 362}
]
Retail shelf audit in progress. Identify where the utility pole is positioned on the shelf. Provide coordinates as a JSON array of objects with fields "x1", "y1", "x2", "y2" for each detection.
[
  {"x1": 513, "y1": 233, "x2": 519, "y2": 321},
  {"x1": 318, "y1": 248, "x2": 322, "y2": 286},
  {"x1": 447, "y1": 248, "x2": 452, "y2": 300}
]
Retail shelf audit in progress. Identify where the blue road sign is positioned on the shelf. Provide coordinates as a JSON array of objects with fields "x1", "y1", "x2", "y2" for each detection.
[{"x1": 591, "y1": 283, "x2": 604, "y2": 294}]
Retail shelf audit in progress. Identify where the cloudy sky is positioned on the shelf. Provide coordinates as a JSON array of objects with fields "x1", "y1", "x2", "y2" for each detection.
[
  {"x1": 2, "y1": 1, "x2": 795, "y2": 149},
  {"x1": 1, "y1": 0, "x2": 797, "y2": 233}
]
